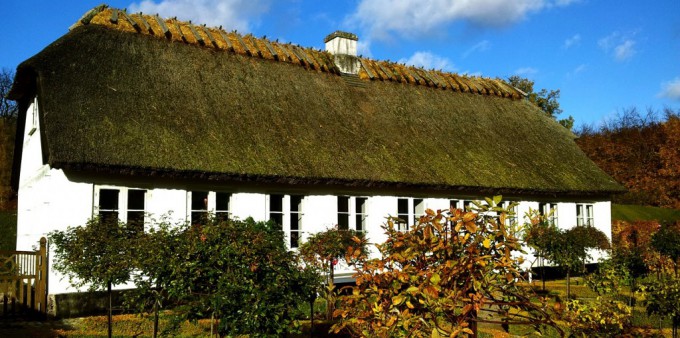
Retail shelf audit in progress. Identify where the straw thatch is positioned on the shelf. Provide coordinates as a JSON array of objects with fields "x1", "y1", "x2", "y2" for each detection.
[{"x1": 8, "y1": 6, "x2": 624, "y2": 197}]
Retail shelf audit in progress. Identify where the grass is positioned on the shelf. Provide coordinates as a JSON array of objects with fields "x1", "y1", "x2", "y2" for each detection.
[
  {"x1": 612, "y1": 203, "x2": 680, "y2": 223},
  {"x1": 0, "y1": 209, "x2": 17, "y2": 251}
]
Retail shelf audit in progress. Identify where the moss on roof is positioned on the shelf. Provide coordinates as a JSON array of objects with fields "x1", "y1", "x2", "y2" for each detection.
[{"x1": 8, "y1": 6, "x2": 624, "y2": 196}]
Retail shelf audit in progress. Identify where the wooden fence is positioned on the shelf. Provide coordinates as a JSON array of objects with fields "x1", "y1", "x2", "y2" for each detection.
[{"x1": 0, "y1": 237, "x2": 48, "y2": 319}]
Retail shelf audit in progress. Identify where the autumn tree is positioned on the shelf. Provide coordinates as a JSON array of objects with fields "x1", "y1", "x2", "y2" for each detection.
[
  {"x1": 651, "y1": 222, "x2": 680, "y2": 278},
  {"x1": 507, "y1": 75, "x2": 574, "y2": 129},
  {"x1": 576, "y1": 107, "x2": 680, "y2": 208},
  {"x1": 299, "y1": 227, "x2": 366, "y2": 320},
  {"x1": 333, "y1": 198, "x2": 560, "y2": 337}
]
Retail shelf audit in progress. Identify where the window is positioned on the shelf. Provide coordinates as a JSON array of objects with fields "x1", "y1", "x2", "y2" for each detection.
[
  {"x1": 449, "y1": 199, "x2": 459, "y2": 211},
  {"x1": 337, "y1": 196, "x2": 368, "y2": 232},
  {"x1": 502, "y1": 201, "x2": 519, "y2": 226},
  {"x1": 96, "y1": 187, "x2": 146, "y2": 231},
  {"x1": 414, "y1": 199, "x2": 425, "y2": 224},
  {"x1": 577, "y1": 204, "x2": 594, "y2": 226},
  {"x1": 539, "y1": 202, "x2": 558, "y2": 226},
  {"x1": 463, "y1": 200, "x2": 473, "y2": 211},
  {"x1": 190, "y1": 191, "x2": 209, "y2": 225},
  {"x1": 269, "y1": 194, "x2": 284, "y2": 230},
  {"x1": 187, "y1": 191, "x2": 232, "y2": 224},
  {"x1": 355, "y1": 197, "x2": 367, "y2": 233},
  {"x1": 290, "y1": 195, "x2": 303, "y2": 248},
  {"x1": 215, "y1": 192, "x2": 232, "y2": 222},
  {"x1": 268, "y1": 194, "x2": 304, "y2": 248},
  {"x1": 338, "y1": 196, "x2": 350, "y2": 230},
  {"x1": 98, "y1": 189, "x2": 119, "y2": 224},
  {"x1": 127, "y1": 189, "x2": 146, "y2": 231},
  {"x1": 397, "y1": 198, "x2": 409, "y2": 231}
]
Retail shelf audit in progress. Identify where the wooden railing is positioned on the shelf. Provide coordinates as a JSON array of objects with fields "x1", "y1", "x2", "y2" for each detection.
[{"x1": 0, "y1": 237, "x2": 48, "y2": 318}]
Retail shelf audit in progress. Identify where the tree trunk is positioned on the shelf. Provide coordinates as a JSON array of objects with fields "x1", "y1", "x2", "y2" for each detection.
[
  {"x1": 153, "y1": 282, "x2": 160, "y2": 338},
  {"x1": 541, "y1": 256, "x2": 546, "y2": 291},
  {"x1": 108, "y1": 281, "x2": 113, "y2": 338},
  {"x1": 310, "y1": 298, "x2": 314, "y2": 338},
  {"x1": 327, "y1": 260, "x2": 335, "y2": 321},
  {"x1": 566, "y1": 270, "x2": 571, "y2": 300}
]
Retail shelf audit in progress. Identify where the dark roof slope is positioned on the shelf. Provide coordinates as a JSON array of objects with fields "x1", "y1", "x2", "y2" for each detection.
[{"x1": 9, "y1": 7, "x2": 624, "y2": 196}]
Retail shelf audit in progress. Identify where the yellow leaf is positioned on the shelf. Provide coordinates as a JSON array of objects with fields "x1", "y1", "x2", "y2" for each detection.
[
  {"x1": 431, "y1": 328, "x2": 441, "y2": 338},
  {"x1": 483, "y1": 238, "x2": 491, "y2": 248},
  {"x1": 406, "y1": 300, "x2": 414, "y2": 309},
  {"x1": 392, "y1": 295, "x2": 406, "y2": 306}
]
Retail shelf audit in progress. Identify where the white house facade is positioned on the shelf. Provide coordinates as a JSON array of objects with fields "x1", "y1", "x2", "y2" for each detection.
[{"x1": 10, "y1": 6, "x2": 624, "y2": 296}]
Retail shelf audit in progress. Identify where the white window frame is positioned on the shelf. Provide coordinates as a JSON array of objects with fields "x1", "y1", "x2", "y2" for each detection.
[
  {"x1": 337, "y1": 196, "x2": 369, "y2": 232},
  {"x1": 93, "y1": 186, "x2": 148, "y2": 228},
  {"x1": 396, "y1": 197, "x2": 426, "y2": 231},
  {"x1": 539, "y1": 202, "x2": 558, "y2": 226},
  {"x1": 576, "y1": 203, "x2": 594, "y2": 226},
  {"x1": 267, "y1": 194, "x2": 305, "y2": 249},
  {"x1": 187, "y1": 191, "x2": 233, "y2": 224},
  {"x1": 501, "y1": 201, "x2": 519, "y2": 226}
]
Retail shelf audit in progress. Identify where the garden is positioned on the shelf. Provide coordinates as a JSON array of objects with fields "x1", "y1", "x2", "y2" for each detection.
[{"x1": 36, "y1": 197, "x2": 680, "y2": 337}]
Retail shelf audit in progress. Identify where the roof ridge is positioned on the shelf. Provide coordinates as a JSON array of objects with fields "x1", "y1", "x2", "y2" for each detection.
[{"x1": 72, "y1": 4, "x2": 523, "y2": 100}]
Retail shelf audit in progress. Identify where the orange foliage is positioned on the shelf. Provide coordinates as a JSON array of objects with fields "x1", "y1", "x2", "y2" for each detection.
[{"x1": 576, "y1": 113, "x2": 680, "y2": 208}]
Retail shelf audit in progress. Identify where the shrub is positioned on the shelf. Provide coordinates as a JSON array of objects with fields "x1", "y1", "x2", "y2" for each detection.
[
  {"x1": 333, "y1": 197, "x2": 560, "y2": 337},
  {"x1": 561, "y1": 297, "x2": 633, "y2": 337}
]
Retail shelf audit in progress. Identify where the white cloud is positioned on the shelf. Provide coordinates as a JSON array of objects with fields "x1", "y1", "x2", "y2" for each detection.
[
  {"x1": 566, "y1": 64, "x2": 587, "y2": 78},
  {"x1": 514, "y1": 67, "x2": 538, "y2": 76},
  {"x1": 562, "y1": 34, "x2": 581, "y2": 49},
  {"x1": 462, "y1": 40, "x2": 490, "y2": 58},
  {"x1": 658, "y1": 78, "x2": 680, "y2": 101},
  {"x1": 128, "y1": 0, "x2": 271, "y2": 32},
  {"x1": 398, "y1": 51, "x2": 455, "y2": 71},
  {"x1": 347, "y1": 0, "x2": 577, "y2": 40},
  {"x1": 598, "y1": 32, "x2": 637, "y2": 61},
  {"x1": 614, "y1": 40, "x2": 636, "y2": 61}
]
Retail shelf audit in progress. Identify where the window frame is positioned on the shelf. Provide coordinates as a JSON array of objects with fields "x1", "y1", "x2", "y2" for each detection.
[
  {"x1": 94, "y1": 186, "x2": 148, "y2": 230},
  {"x1": 576, "y1": 203, "x2": 595, "y2": 226},
  {"x1": 268, "y1": 194, "x2": 305, "y2": 249},
  {"x1": 187, "y1": 191, "x2": 233, "y2": 225}
]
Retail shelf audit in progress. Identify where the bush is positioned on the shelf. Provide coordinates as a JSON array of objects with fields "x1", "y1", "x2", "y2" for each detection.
[
  {"x1": 333, "y1": 197, "x2": 560, "y2": 337},
  {"x1": 561, "y1": 297, "x2": 633, "y2": 337}
]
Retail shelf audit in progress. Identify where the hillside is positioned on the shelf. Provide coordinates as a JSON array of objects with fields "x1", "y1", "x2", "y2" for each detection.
[{"x1": 576, "y1": 110, "x2": 680, "y2": 209}]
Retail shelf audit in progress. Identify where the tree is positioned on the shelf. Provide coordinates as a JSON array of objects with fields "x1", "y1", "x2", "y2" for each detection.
[
  {"x1": 651, "y1": 222, "x2": 680, "y2": 278},
  {"x1": 163, "y1": 217, "x2": 319, "y2": 337},
  {"x1": 0, "y1": 68, "x2": 18, "y2": 119},
  {"x1": 546, "y1": 225, "x2": 610, "y2": 298},
  {"x1": 299, "y1": 227, "x2": 367, "y2": 320},
  {"x1": 642, "y1": 277, "x2": 680, "y2": 338},
  {"x1": 507, "y1": 75, "x2": 574, "y2": 130},
  {"x1": 523, "y1": 209, "x2": 561, "y2": 291},
  {"x1": 126, "y1": 217, "x2": 187, "y2": 338},
  {"x1": 333, "y1": 198, "x2": 560, "y2": 337},
  {"x1": 575, "y1": 107, "x2": 680, "y2": 208},
  {"x1": 49, "y1": 218, "x2": 137, "y2": 338}
]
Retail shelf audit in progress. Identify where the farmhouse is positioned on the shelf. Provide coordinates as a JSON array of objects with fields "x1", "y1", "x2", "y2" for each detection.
[{"x1": 9, "y1": 5, "x2": 623, "y2": 295}]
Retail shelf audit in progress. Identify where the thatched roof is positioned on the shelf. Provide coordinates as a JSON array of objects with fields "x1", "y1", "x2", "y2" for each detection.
[{"x1": 9, "y1": 5, "x2": 624, "y2": 197}]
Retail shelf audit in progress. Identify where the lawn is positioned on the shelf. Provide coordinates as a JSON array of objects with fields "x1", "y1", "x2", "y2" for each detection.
[
  {"x1": 612, "y1": 203, "x2": 680, "y2": 223},
  {"x1": 2, "y1": 278, "x2": 674, "y2": 337}
]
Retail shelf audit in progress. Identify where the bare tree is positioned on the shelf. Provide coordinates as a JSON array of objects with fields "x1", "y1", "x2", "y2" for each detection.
[{"x1": 0, "y1": 68, "x2": 18, "y2": 119}]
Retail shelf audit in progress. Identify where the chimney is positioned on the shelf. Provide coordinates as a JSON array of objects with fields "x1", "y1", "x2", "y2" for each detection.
[{"x1": 324, "y1": 31, "x2": 361, "y2": 75}]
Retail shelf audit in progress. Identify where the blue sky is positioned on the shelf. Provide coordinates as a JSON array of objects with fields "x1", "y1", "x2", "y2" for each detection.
[{"x1": 2, "y1": 0, "x2": 679, "y2": 127}]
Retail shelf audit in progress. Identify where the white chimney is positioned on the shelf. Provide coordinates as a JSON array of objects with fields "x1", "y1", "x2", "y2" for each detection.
[{"x1": 324, "y1": 31, "x2": 361, "y2": 75}]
